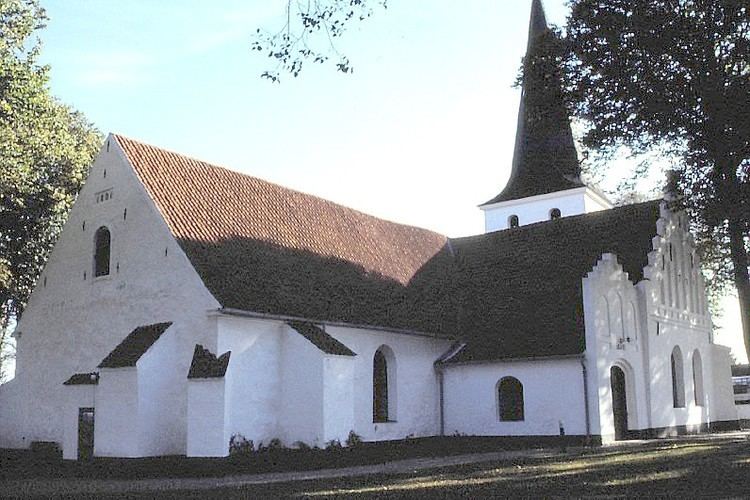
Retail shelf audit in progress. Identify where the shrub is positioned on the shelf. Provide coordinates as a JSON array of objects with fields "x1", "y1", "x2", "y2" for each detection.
[
  {"x1": 345, "y1": 430, "x2": 363, "y2": 448},
  {"x1": 293, "y1": 441, "x2": 311, "y2": 451},
  {"x1": 228, "y1": 434, "x2": 254, "y2": 457},
  {"x1": 267, "y1": 438, "x2": 284, "y2": 451},
  {"x1": 325, "y1": 438, "x2": 343, "y2": 451}
]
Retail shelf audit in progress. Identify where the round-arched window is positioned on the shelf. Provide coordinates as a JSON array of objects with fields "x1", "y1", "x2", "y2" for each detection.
[
  {"x1": 508, "y1": 215, "x2": 520, "y2": 228},
  {"x1": 550, "y1": 208, "x2": 562, "y2": 220}
]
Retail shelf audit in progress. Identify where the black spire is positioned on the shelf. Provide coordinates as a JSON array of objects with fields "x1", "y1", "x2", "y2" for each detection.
[{"x1": 482, "y1": 0, "x2": 583, "y2": 206}]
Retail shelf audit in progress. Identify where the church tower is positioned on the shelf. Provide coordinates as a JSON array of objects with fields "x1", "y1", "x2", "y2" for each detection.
[{"x1": 480, "y1": 0, "x2": 611, "y2": 232}]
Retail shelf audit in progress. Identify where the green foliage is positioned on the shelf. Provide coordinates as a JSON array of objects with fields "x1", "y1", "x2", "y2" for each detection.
[
  {"x1": 345, "y1": 430, "x2": 363, "y2": 447},
  {"x1": 251, "y1": 0, "x2": 387, "y2": 82},
  {"x1": 561, "y1": 0, "x2": 750, "y2": 356},
  {"x1": 325, "y1": 438, "x2": 342, "y2": 450},
  {"x1": 228, "y1": 433, "x2": 254, "y2": 456},
  {"x1": 0, "y1": 0, "x2": 102, "y2": 377}
]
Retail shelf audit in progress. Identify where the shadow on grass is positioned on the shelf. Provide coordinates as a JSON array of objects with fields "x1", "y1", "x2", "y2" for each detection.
[{"x1": 41, "y1": 434, "x2": 750, "y2": 499}]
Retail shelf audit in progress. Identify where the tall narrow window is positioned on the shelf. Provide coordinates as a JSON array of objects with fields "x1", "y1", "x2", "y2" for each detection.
[
  {"x1": 508, "y1": 215, "x2": 520, "y2": 228},
  {"x1": 94, "y1": 227, "x2": 111, "y2": 277},
  {"x1": 671, "y1": 346, "x2": 685, "y2": 408},
  {"x1": 693, "y1": 350, "x2": 704, "y2": 406},
  {"x1": 373, "y1": 349, "x2": 389, "y2": 422},
  {"x1": 549, "y1": 208, "x2": 561, "y2": 220},
  {"x1": 498, "y1": 377, "x2": 524, "y2": 421}
]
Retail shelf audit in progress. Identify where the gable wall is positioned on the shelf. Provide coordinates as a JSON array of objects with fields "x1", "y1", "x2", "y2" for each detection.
[
  {"x1": 583, "y1": 206, "x2": 736, "y2": 442},
  {"x1": 0, "y1": 137, "x2": 220, "y2": 450}
]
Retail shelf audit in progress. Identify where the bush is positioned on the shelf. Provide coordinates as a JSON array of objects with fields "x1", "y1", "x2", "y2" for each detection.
[
  {"x1": 267, "y1": 438, "x2": 284, "y2": 451},
  {"x1": 228, "y1": 434, "x2": 254, "y2": 457},
  {"x1": 325, "y1": 438, "x2": 342, "y2": 451},
  {"x1": 346, "y1": 430, "x2": 363, "y2": 448},
  {"x1": 293, "y1": 441, "x2": 311, "y2": 451}
]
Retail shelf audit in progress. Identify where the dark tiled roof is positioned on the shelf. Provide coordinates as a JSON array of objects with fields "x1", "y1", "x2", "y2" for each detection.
[
  {"x1": 114, "y1": 134, "x2": 663, "y2": 362},
  {"x1": 447, "y1": 201, "x2": 661, "y2": 362},
  {"x1": 732, "y1": 365, "x2": 750, "y2": 377},
  {"x1": 482, "y1": 1, "x2": 583, "y2": 206},
  {"x1": 63, "y1": 372, "x2": 99, "y2": 385},
  {"x1": 187, "y1": 344, "x2": 231, "y2": 379},
  {"x1": 98, "y1": 322, "x2": 172, "y2": 368},
  {"x1": 288, "y1": 321, "x2": 356, "y2": 356},
  {"x1": 116, "y1": 134, "x2": 460, "y2": 336}
]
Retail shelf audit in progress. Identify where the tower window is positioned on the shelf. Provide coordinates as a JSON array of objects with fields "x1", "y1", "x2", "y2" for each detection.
[
  {"x1": 94, "y1": 227, "x2": 111, "y2": 277},
  {"x1": 550, "y1": 208, "x2": 561, "y2": 220},
  {"x1": 508, "y1": 215, "x2": 520, "y2": 228}
]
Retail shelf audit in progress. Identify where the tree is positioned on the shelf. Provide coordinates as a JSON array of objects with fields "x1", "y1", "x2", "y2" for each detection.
[
  {"x1": 251, "y1": 0, "x2": 387, "y2": 82},
  {"x1": 562, "y1": 1, "x2": 749, "y2": 357},
  {"x1": 0, "y1": 0, "x2": 102, "y2": 380}
]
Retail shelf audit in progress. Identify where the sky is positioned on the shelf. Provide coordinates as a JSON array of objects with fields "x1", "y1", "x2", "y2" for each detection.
[{"x1": 20, "y1": 0, "x2": 745, "y2": 364}]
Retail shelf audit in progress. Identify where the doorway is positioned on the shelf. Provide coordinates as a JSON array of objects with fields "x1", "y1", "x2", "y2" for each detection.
[
  {"x1": 610, "y1": 366, "x2": 628, "y2": 440},
  {"x1": 78, "y1": 407, "x2": 95, "y2": 461}
]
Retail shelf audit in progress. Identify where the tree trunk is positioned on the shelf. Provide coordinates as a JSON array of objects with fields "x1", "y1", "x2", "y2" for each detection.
[{"x1": 728, "y1": 217, "x2": 750, "y2": 362}]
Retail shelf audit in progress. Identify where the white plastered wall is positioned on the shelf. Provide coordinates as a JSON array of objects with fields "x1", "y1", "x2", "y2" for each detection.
[
  {"x1": 0, "y1": 134, "x2": 220, "y2": 455},
  {"x1": 482, "y1": 187, "x2": 612, "y2": 232},
  {"x1": 583, "y1": 205, "x2": 737, "y2": 443},
  {"x1": 442, "y1": 358, "x2": 588, "y2": 437},
  {"x1": 184, "y1": 314, "x2": 452, "y2": 456}
]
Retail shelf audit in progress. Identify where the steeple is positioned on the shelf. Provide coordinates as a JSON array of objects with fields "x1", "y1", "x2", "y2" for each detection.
[{"x1": 482, "y1": 0, "x2": 584, "y2": 207}]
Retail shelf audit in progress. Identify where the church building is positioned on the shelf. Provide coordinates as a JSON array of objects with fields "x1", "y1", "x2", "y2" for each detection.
[{"x1": 0, "y1": 0, "x2": 738, "y2": 459}]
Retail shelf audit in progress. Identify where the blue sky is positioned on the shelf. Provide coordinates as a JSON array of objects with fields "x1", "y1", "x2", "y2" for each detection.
[{"x1": 32, "y1": 0, "x2": 745, "y2": 363}]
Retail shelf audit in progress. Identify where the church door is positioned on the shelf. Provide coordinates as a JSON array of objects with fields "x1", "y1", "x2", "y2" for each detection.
[
  {"x1": 78, "y1": 408, "x2": 95, "y2": 461},
  {"x1": 610, "y1": 366, "x2": 628, "y2": 440}
]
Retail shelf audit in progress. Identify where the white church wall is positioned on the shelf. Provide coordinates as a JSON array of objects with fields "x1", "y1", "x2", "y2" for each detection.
[
  {"x1": 583, "y1": 253, "x2": 651, "y2": 442},
  {"x1": 95, "y1": 368, "x2": 139, "y2": 457},
  {"x1": 442, "y1": 358, "x2": 588, "y2": 437},
  {"x1": 707, "y1": 345, "x2": 738, "y2": 423},
  {"x1": 640, "y1": 207, "x2": 735, "y2": 432},
  {"x1": 325, "y1": 325, "x2": 451, "y2": 442},
  {"x1": 0, "y1": 135, "x2": 220, "y2": 454},
  {"x1": 280, "y1": 324, "x2": 325, "y2": 447},
  {"x1": 186, "y1": 378, "x2": 226, "y2": 457},
  {"x1": 322, "y1": 354, "x2": 356, "y2": 444},
  {"x1": 61, "y1": 385, "x2": 96, "y2": 460},
  {"x1": 135, "y1": 325, "x2": 186, "y2": 456},
  {"x1": 481, "y1": 187, "x2": 611, "y2": 232},
  {"x1": 219, "y1": 316, "x2": 283, "y2": 450},
  {"x1": 583, "y1": 206, "x2": 737, "y2": 443}
]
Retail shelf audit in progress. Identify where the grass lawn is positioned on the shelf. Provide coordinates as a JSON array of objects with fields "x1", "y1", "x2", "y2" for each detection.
[{"x1": 3, "y1": 433, "x2": 750, "y2": 498}]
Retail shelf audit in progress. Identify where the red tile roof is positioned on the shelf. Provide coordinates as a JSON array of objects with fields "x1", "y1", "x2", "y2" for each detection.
[{"x1": 115, "y1": 134, "x2": 459, "y2": 335}]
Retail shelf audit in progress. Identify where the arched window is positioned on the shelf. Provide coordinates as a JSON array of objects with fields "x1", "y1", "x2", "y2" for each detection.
[
  {"x1": 549, "y1": 208, "x2": 561, "y2": 220},
  {"x1": 508, "y1": 215, "x2": 519, "y2": 228},
  {"x1": 671, "y1": 346, "x2": 685, "y2": 408},
  {"x1": 693, "y1": 350, "x2": 704, "y2": 406},
  {"x1": 373, "y1": 346, "x2": 396, "y2": 422},
  {"x1": 94, "y1": 227, "x2": 111, "y2": 277},
  {"x1": 498, "y1": 377, "x2": 524, "y2": 421}
]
